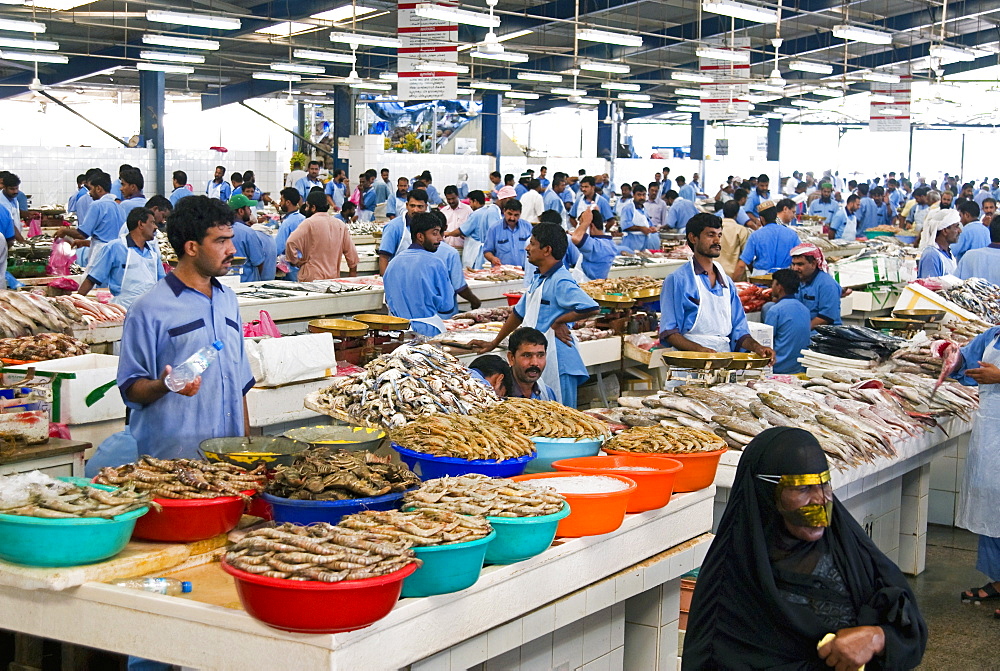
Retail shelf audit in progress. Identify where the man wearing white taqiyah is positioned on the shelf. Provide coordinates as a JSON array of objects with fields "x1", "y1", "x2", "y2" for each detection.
[{"x1": 77, "y1": 207, "x2": 165, "y2": 309}]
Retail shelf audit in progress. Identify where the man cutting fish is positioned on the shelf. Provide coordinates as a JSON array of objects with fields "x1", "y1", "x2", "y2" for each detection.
[{"x1": 659, "y1": 212, "x2": 775, "y2": 363}]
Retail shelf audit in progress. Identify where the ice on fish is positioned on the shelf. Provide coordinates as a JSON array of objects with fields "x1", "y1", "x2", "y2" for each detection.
[{"x1": 546, "y1": 475, "x2": 630, "y2": 494}]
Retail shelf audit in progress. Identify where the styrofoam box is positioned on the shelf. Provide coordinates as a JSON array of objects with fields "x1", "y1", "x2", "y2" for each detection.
[
  {"x1": 748, "y1": 321, "x2": 773, "y2": 349},
  {"x1": 69, "y1": 418, "x2": 126, "y2": 458},
  {"x1": 4, "y1": 354, "x2": 125, "y2": 424},
  {"x1": 894, "y1": 283, "x2": 976, "y2": 323},
  {"x1": 245, "y1": 333, "x2": 336, "y2": 387},
  {"x1": 577, "y1": 336, "x2": 622, "y2": 367}
]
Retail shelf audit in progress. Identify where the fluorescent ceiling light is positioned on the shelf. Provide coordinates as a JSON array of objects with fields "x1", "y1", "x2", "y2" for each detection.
[
  {"x1": 329, "y1": 31, "x2": 400, "y2": 48},
  {"x1": 863, "y1": 71, "x2": 900, "y2": 84},
  {"x1": 25, "y1": 0, "x2": 92, "y2": 9},
  {"x1": 696, "y1": 46, "x2": 749, "y2": 63},
  {"x1": 676, "y1": 105, "x2": 700, "y2": 112},
  {"x1": 0, "y1": 18, "x2": 45, "y2": 33},
  {"x1": 414, "y1": 61, "x2": 468, "y2": 73},
  {"x1": 617, "y1": 93, "x2": 650, "y2": 101},
  {"x1": 471, "y1": 81, "x2": 511, "y2": 91},
  {"x1": 672, "y1": 87, "x2": 703, "y2": 97},
  {"x1": 763, "y1": 112, "x2": 784, "y2": 119},
  {"x1": 271, "y1": 62, "x2": 325, "y2": 75},
  {"x1": 139, "y1": 50, "x2": 205, "y2": 64},
  {"x1": 349, "y1": 82, "x2": 392, "y2": 90},
  {"x1": 253, "y1": 72, "x2": 301, "y2": 82},
  {"x1": 581, "y1": 60, "x2": 630, "y2": 74},
  {"x1": 601, "y1": 81, "x2": 641, "y2": 91},
  {"x1": 774, "y1": 106, "x2": 797, "y2": 113},
  {"x1": 456, "y1": 87, "x2": 473, "y2": 94},
  {"x1": 576, "y1": 97, "x2": 600, "y2": 104},
  {"x1": 499, "y1": 29, "x2": 532, "y2": 41},
  {"x1": 471, "y1": 49, "x2": 529, "y2": 62},
  {"x1": 0, "y1": 37, "x2": 58, "y2": 50},
  {"x1": 625, "y1": 101, "x2": 653, "y2": 109},
  {"x1": 929, "y1": 44, "x2": 976, "y2": 63},
  {"x1": 671, "y1": 71, "x2": 713, "y2": 83},
  {"x1": 1, "y1": 50, "x2": 65, "y2": 63},
  {"x1": 505, "y1": 91, "x2": 540, "y2": 99},
  {"x1": 788, "y1": 60, "x2": 833, "y2": 74},
  {"x1": 870, "y1": 93, "x2": 895, "y2": 103},
  {"x1": 676, "y1": 97, "x2": 702, "y2": 105},
  {"x1": 312, "y1": 5, "x2": 378, "y2": 23},
  {"x1": 812, "y1": 88, "x2": 842, "y2": 97},
  {"x1": 142, "y1": 34, "x2": 219, "y2": 51},
  {"x1": 379, "y1": 72, "x2": 398, "y2": 81},
  {"x1": 747, "y1": 94, "x2": 781, "y2": 103},
  {"x1": 791, "y1": 99, "x2": 820, "y2": 108},
  {"x1": 256, "y1": 22, "x2": 315, "y2": 37},
  {"x1": 136, "y1": 62, "x2": 194, "y2": 74},
  {"x1": 293, "y1": 49, "x2": 354, "y2": 64},
  {"x1": 749, "y1": 82, "x2": 784, "y2": 92},
  {"x1": 146, "y1": 10, "x2": 240, "y2": 31},
  {"x1": 576, "y1": 28, "x2": 643, "y2": 48},
  {"x1": 831, "y1": 24, "x2": 893, "y2": 45},
  {"x1": 703, "y1": 0, "x2": 777, "y2": 23},
  {"x1": 551, "y1": 87, "x2": 586, "y2": 96},
  {"x1": 413, "y1": 3, "x2": 500, "y2": 28},
  {"x1": 518, "y1": 72, "x2": 562, "y2": 83}
]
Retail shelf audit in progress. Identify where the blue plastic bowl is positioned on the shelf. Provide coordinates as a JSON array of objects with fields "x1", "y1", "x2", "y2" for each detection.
[
  {"x1": 0, "y1": 482, "x2": 148, "y2": 567},
  {"x1": 484, "y1": 503, "x2": 571, "y2": 564},
  {"x1": 391, "y1": 443, "x2": 535, "y2": 479},
  {"x1": 896, "y1": 234, "x2": 917, "y2": 245},
  {"x1": 401, "y1": 530, "x2": 496, "y2": 598},
  {"x1": 524, "y1": 437, "x2": 604, "y2": 474},
  {"x1": 262, "y1": 490, "x2": 409, "y2": 526}
]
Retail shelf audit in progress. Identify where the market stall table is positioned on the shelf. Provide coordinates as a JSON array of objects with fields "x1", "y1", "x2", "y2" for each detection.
[{"x1": 0, "y1": 437, "x2": 91, "y2": 478}]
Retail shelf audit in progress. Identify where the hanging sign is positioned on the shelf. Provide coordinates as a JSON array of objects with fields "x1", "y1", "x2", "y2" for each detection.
[
  {"x1": 870, "y1": 76, "x2": 911, "y2": 132},
  {"x1": 698, "y1": 37, "x2": 750, "y2": 121},
  {"x1": 397, "y1": 1, "x2": 458, "y2": 101}
]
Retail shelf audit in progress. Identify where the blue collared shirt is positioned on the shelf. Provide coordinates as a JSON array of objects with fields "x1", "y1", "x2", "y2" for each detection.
[
  {"x1": 515, "y1": 184, "x2": 528, "y2": 198},
  {"x1": 276, "y1": 211, "x2": 305, "y2": 282},
  {"x1": 118, "y1": 195, "x2": 147, "y2": 219},
  {"x1": 385, "y1": 195, "x2": 406, "y2": 218},
  {"x1": 256, "y1": 229, "x2": 277, "y2": 282},
  {"x1": 829, "y1": 207, "x2": 857, "y2": 239},
  {"x1": 509, "y1": 380, "x2": 557, "y2": 401},
  {"x1": 678, "y1": 183, "x2": 696, "y2": 201},
  {"x1": 86, "y1": 235, "x2": 165, "y2": 297},
  {"x1": 542, "y1": 189, "x2": 565, "y2": 217},
  {"x1": 952, "y1": 220, "x2": 990, "y2": 261},
  {"x1": 483, "y1": 218, "x2": 533, "y2": 267},
  {"x1": 659, "y1": 260, "x2": 751, "y2": 350},
  {"x1": 111, "y1": 179, "x2": 123, "y2": 200},
  {"x1": 745, "y1": 189, "x2": 770, "y2": 214},
  {"x1": 664, "y1": 198, "x2": 700, "y2": 230},
  {"x1": 117, "y1": 273, "x2": 254, "y2": 459},
  {"x1": 807, "y1": 198, "x2": 839, "y2": 224},
  {"x1": 918, "y1": 245, "x2": 954, "y2": 278},
  {"x1": 205, "y1": 180, "x2": 232, "y2": 202},
  {"x1": 373, "y1": 179, "x2": 391, "y2": 204},
  {"x1": 425, "y1": 184, "x2": 442, "y2": 205},
  {"x1": 795, "y1": 269, "x2": 841, "y2": 325},
  {"x1": 764, "y1": 297, "x2": 811, "y2": 374},
  {"x1": 295, "y1": 176, "x2": 323, "y2": 200},
  {"x1": 873, "y1": 200, "x2": 894, "y2": 229},
  {"x1": 378, "y1": 215, "x2": 409, "y2": 259},
  {"x1": 952, "y1": 326, "x2": 1000, "y2": 385},
  {"x1": 856, "y1": 196, "x2": 877, "y2": 233},
  {"x1": 69, "y1": 185, "x2": 88, "y2": 213},
  {"x1": 168, "y1": 186, "x2": 193, "y2": 207},
  {"x1": 325, "y1": 181, "x2": 347, "y2": 209},
  {"x1": 460, "y1": 204, "x2": 499, "y2": 243},
  {"x1": 569, "y1": 194, "x2": 614, "y2": 220},
  {"x1": 79, "y1": 193, "x2": 125, "y2": 243},
  {"x1": 957, "y1": 243, "x2": 1000, "y2": 283},
  {"x1": 384, "y1": 245, "x2": 458, "y2": 336},
  {"x1": 738, "y1": 222, "x2": 800, "y2": 273},
  {"x1": 232, "y1": 221, "x2": 266, "y2": 283},
  {"x1": 576, "y1": 233, "x2": 618, "y2": 280},
  {"x1": 645, "y1": 199, "x2": 667, "y2": 228}
]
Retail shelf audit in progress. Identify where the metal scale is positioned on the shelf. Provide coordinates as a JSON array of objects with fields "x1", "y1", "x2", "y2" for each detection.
[
  {"x1": 351, "y1": 314, "x2": 412, "y2": 361},
  {"x1": 660, "y1": 351, "x2": 769, "y2": 386},
  {"x1": 868, "y1": 308, "x2": 947, "y2": 339}
]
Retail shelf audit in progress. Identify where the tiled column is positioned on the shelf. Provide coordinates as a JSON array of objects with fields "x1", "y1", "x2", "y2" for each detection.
[{"x1": 899, "y1": 462, "x2": 931, "y2": 575}]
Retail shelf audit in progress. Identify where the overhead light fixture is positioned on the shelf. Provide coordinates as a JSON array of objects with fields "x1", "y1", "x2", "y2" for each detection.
[
  {"x1": 142, "y1": 34, "x2": 219, "y2": 51},
  {"x1": 601, "y1": 82, "x2": 641, "y2": 92},
  {"x1": 575, "y1": 97, "x2": 600, "y2": 105},
  {"x1": 271, "y1": 62, "x2": 325, "y2": 75},
  {"x1": 676, "y1": 97, "x2": 701, "y2": 106},
  {"x1": 139, "y1": 50, "x2": 205, "y2": 64},
  {"x1": 293, "y1": 49, "x2": 354, "y2": 64},
  {"x1": 379, "y1": 72, "x2": 398, "y2": 81},
  {"x1": 749, "y1": 82, "x2": 784, "y2": 93},
  {"x1": 773, "y1": 106, "x2": 797, "y2": 113},
  {"x1": 671, "y1": 71, "x2": 713, "y2": 83},
  {"x1": 791, "y1": 99, "x2": 820, "y2": 108},
  {"x1": 581, "y1": 60, "x2": 630, "y2": 74},
  {"x1": 788, "y1": 60, "x2": 834, "y2": 74},
  {"x1": 456, "y1": 87, "x2": 473, "y2": 94},
  {"x1": 349, "y1": 81, "x2": 392, "y2": 90},
  {"x1": 253, "y1": 72, "x2": 301, "y2": 82},
  {"x1": 413, "y1": 3, "x2": 500, "y2": 28},
  {"x1": 0, "y1": 18, "x2": 45, "y2": 33},
  {"x1": 312, "y1": 5, "x2": 378, "y2": 23},
  {"x1": 415, "y1": 61, "x2": 469, "y2": 73},
  {"x1": 863, "y1": 71, "x2": 900, "y2": 84},
  {"x1": 471, "y1": 81, "x2": 512, "y2": 91},
  {"x1": 869, "y1": 93, "x2": 895, "y2": 103},
  {"x1": 929, "y1": 44, "x2": 976, "y2": 63},
  {"x1": 676, "y1": 105, "x2": 700, "y2": 113},
  {"x1": 812, "y1": 88, "x2": 843, "y2": 97},
  {"x1": 499, "y1": 29, "x2": 532, "y2": 41},
  {"x1": 625, "y1": 101, "x2": 653, "y2": 109},
  {"x1": 696, "y1": 46, "x2": 750, "y2": 63},
  {"x1": 146, "y1": 10, "x2": 240, "y2": 30},
  {"x1": 576, "y1": 28, "x2": 643, "y2": 48},
  {"x1": 25, "y1": 0, "x2": 91, "y2": 9},
  {"x1": 471, "y1": 49, "x2": 530, "y2": 62},
  {"x1": 505, "y1": 91, "x2": 540, "y2": 99},
  {"x1": 672, "y1": 87, "x2": 704, "y2": 97},
  {"x1": 136, "y1": 62, "x2": 194, "y2": 74},
  {"x1": 702, "y1": 0, "x2": 778, "y2": 24},
  {"x1": 0, "y1": 36, "x2": 58, "y2": 50},
  {"x1": 551, "y1": 87, "x2": 586, "y2": 96},
  {"x1": 1, "y1": 50, "x2": 66, "y2": 63},
  {"x1": 617, "y1": 93, "x2": 651, "y2": 101},
  {"x1": 831, "y1": 24, "x2": 893, "y2": 45},
  {"x1": 329, "y1": 31, "x2": 401, "y2": 48},
  {"x1": 763, "y1": 112, "x2": 784, "y2": 119},
  {"x1": 518, "y1": 72, "x2": 562, "y2": 83},
  {"x1": 256, "y1": 21, "x2": 315, "y2": 37}
]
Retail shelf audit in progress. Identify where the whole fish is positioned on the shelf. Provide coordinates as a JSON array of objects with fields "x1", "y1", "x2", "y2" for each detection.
[
  {"x1": 0, "y1": 292, "x2": 51, "y2": 331},
  {"x1": 712, "y1": 415, "x2": 765, "y2": 438},
  {"x1": 659, "y1": 395, "x2": 715, "y2": 422},
  {"x1": 932, "y1": 341, "x2": 960, "y2": 400}
]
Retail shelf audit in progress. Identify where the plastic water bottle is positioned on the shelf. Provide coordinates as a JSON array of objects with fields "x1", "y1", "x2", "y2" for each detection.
[
  {"x1": 109, "y1": 577, "x2": 192, "y2": 595},
  {"x1": 164, "y1": 341, "x2": 224, "y2": 392}
]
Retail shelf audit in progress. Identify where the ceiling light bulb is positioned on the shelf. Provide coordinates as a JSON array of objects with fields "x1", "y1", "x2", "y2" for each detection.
[
  {"x1": 293, "y1": 49, "x2": 355, "y2": 64},
  {"x1": 617, "y1": 93, "x2": 651, "y2": 101},
  {"x1": 0, "y1": 50, "x2": 66, "y2": 63},
  {"x1": 0, "y1": 18, "x2": 46, "y2": 33},
  {"x1": 601, "y1": 82, "x2": 641, "y2": 91},
  {"x1": 831, "y1": 24, "x2": 893, "y2": 45},
  {"x1": 671, "y1": 71, "x2": 713, "y2": 83},
  {"x1": 580, "y1": 60, "x2": 631, "y2": 74},
  {"x1": 929, "y1": 44, "x2": 976, "y2": 63},
  {"x1": 142, "y1": 34, "x2": 219, "y2": 51},
  {"x1": 471, "y1": 81, "x2": 512, "y2": 91},
  {"x1": 146, "y1": 10, "x2": 240, "y2": 30},
  {"x1": 471, "y1": 50, "x2": 530, "y2": 63},
  {"x1": 551, "y1": 87, "x2": 586, "y2": 96},
  {"x1": 253, "y1": 72, "x2": 302, "y2": 82},
  {"x1": 576, "y1": 28, "x2": 643, "y2": 48},
  {"x1": 702, "y1": 0, "x2": 778, "y2": 24},
  {"x1": 139, "y1": 51, "x2": 205, "y2": 64},
  {"x1": 413, "y1": 3, "x2": 500, "y2": 28},
  {"x1": 788, "y1": 60, "x2": 834, "y2": 74},
  {"x1": 329, "y1": 31, "x2": 401, "y2": 49},
  {"x1": 518, "y1": 72, "x2": 562, "y2": 83},
  {"x1": 414, "y1": 61, "x2": 469, "y2": 73},
  {"x1": 271, "y1": 62, "x2": 325, "y2": 75},
  {"x1": 625, "y1": 101, "x2": 653, "y2": 108},
  {"x1": 504, "y1": 91, "x2": 540, "y2": 99},
  {"x1": 0, "y1": 37, "x2": 58, "y2": 50},
  {"x1": 696, "y1": 46, "x2": 750, "y2": 63},
  {"x1": 863, "y1": 72, "x2": 901, "y2": 84},
  {"x1": 676, "y1": 105, "x2": 701, "y2": 113},
  {"x1": 136, "y1": 62, "x2": 194, "y2": 74}
]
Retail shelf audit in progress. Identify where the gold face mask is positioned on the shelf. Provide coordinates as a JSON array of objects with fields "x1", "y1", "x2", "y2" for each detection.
[{"x1": 758, "y1": 471, "x2": 834, "y2": 528}]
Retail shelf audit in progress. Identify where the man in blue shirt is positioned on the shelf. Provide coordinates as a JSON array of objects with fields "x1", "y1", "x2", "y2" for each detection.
[
  {"x1": 829, "y1": 194, "x2": 861, "y2": 240},
  {"x1": 483, "y1": 199, "x2": 533, "y2": 268},
  {"x1": 957, "y1": 218, "x2": 1000, "y2": 283},
  {"x1": 855, "y1": 183, "x2": 878, "y2": 234},
  {"x1": 488, "y1": 171, "x2": 503, "y2": 200},
  {"x1": 420, "y1": 171, "x2": 443, "y2": 205},
  {"x1": 735, "y1": 199, "x2": 801, "y2": 278},
  {"x1": 790, "y1": 244, "x2": 842, "y2": 328},
  {"x1": 885, "y1": 179, "x2": 903, "y2": 212},
  {"x1": 505, "y1": 327, "x2": 557, "y2": 401},
  {"x1": 295, "y1": 161, "x2": 323, "y2": 200},
  {"x1": 0, "y1": 172, "x2": 24, "y2": 234},
  {"x1": 323, "y1": 169, "x2": 347, "y2": 211},
  {"x1": 374, "y1": 168, "x2": 391, "y2": 205},
  {"x1": 571, "y1": 208, "x2": 618, "y2": 280},
  {"x1": 664, "y1": 190, "x2": 700, "y2": 230},
  {"x1": 116, "y1": 195, "x2": 254, "y2": 460},
  {"x1": 205, "y1": 165, "x2": 231, "y2": 202},
  {"x1": 645, "y1": 182, "x2": 667, "y2": 231},
  {"x1": 542, "y1": 178, "x2": 568, "y2": 228},
  {"x1": 56, "y1": 171, "x2": 123, "y2": 270},
  {"x1": 870, "y1": 186, "x2": 895, "y2": 230},
  {"x1": 446, "y1": 190, "x2": 500, "y2": 269},
  {"x1": 118, "y1": 168, "x2": 147, "y2": 219},
  {"x1": 515, "y1": 173, "x2": 531, "y2": 198},
  {"x1": 764, "y1": 269, "x2": 812, "y2": 374},
  {"x1": 0, "y1": 201, "x2": 16, "y2": 287},
  {"x1": 384, "y1": 176, "x2": 408, "y2": 218},
  {"x1": 744, "y1": 174, "x2": 771, "y2": 227},
  {"x1": 677, "y1": 176, "x2": 696, "y2": 202},
  {"x1": 918, "y1": 213, "x2": 960, "y2": 278},
  {"x1": 538, "y1": 166, "x2": 550, "y2": 190},
  {"x1": 109, "y1": 164, "x2": 130, "y2": 201},
  {"x1": 568, "y1": 176, "x2": 614, "y2": 227},
  {"x1": 660, "y1": 166, "x2": 672, "y2": 194},
  {"x1": 275, "y1": 188, "x2": 305, "y2": 281},
  {"x1": 168, "y1": 170, "x2": 193, "y2": 207},
  {"x1": 807, "y1": 183, "x2": 839, "y2": 224},
  {"x1": 378, "y1": 189, "x2": 428, "y2": 274},
  {"x1": 79, "y1": 206, "x2": 165, "y2": 309},
  {"x1": 226, "y1": 194, "x2": 266, "y2": 283},
  {"x1": 619, "y1": 183, "x2": 659, "y2": 252},
  {"x1": 952, "y1": 200, "x2": 990, "y2": 262},
  {"x1": 68, "y1": 173, "x2": 88, "y2": 215}
]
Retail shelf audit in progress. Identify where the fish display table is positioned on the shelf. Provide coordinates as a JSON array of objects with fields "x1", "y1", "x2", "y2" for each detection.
[
  {"x1": 0, "y1": 487, "x2": 713, "y2": 671},
  {"x1": 608, "y1": 259, "x2": 685, "y2": 281},
  {"x1": 0, "y1": 438, "x2": 91, "y2": 479},
  {"x1": 714, "y1": 416, "x2": 972, "y2": 575}
]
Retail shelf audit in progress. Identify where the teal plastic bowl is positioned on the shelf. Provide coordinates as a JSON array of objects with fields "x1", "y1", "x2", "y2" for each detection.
[
  {"x1": 0, "y1": 482, "x2": 148, "y2": 567},
  {"x1": 524, "y1": 437, "x2": 604, "y2": 474},
  {"x1": 484, "y1": 503, "x2": 571, "y2": 564},
  {"x1": 401, "y1": 530, "x2": 496, "y2": 598}
]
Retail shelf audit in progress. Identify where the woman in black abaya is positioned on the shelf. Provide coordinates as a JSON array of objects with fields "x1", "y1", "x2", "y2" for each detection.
[{"x1": 682, "y1": 427, "x2": 926, "y2": 670}]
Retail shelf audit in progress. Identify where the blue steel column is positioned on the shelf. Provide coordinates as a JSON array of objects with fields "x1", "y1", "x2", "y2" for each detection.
[
  {"x1": 481, "y1": 93, "x2": 502, "y2": 172},
  {"x1": 332, "y1": 86, "x2": 351, "y2": 175},
  {"x1": 767, "y1": 117, "x2": 782, "y2": 162},
  {"x1": 139, "y1": 70, "x2": 165, "y2": 196},
  {"x1": 690, "y1": 112, "x2": 705, "y2": 160},
  {"x1": 294, "y1": 102, "x2": 307, "y2": 155},
  {"x1": 597, "y1": 112, "x2": 613, "y2": 160}
]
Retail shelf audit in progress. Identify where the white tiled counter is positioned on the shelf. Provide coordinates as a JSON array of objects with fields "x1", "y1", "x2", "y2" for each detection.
[
  {"x1": 0, "y1": 487, "x2": 714, "y2": 671},
  {"x1": 714, "y1": 416, "x2": 972, "y2": 575}
]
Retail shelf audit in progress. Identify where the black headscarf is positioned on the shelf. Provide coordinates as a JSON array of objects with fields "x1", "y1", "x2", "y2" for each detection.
[{"x1": 682, "y1": 427, "x2": 927, "y2": 671}]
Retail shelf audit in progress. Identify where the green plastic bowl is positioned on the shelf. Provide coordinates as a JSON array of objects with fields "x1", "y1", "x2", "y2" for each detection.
[
  {"x1": 484, "y1": 503, "x2": 571, "y2": 564},
  {"x1": 401, "y1": 530, "x2": 496, "y2": 598},
  {"x1": 0, "y1": 482, "x2": 148, "y2": 567},
  {"x1": 524, "y1": 437, "x2": 604, "y2": 474},
  {"x1": 864, "y1": 230, "x2": 896, "y2": 239}
]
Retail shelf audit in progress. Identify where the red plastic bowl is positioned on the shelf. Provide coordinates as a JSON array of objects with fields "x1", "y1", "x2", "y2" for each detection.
[
  {"x1": 551, "y1": 455, "x2": 683, "y2": 512},
  {"x1": 221, "y1": 559, "x2": 417, "y2": 633},
  {"x1": 603, "y1": 448, "x2": 725, "y2": 493},
  {"x1": 503, "y1": 292, "x2": 523, "y2": 306},
  {"x1": 132, "y1": 491, "x2": 254, "y2": 542}
]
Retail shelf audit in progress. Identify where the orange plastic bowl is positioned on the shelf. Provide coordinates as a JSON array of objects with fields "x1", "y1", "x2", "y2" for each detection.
[
  {"x1": 512, "y1": 472, "x2": 636, "y2": 537},
  {"x1": 603, "y1": 448, "x2": 725, "y2": 493},
  {"x1": 551, "y1": 455, "x2": 682, "y2": 512}
]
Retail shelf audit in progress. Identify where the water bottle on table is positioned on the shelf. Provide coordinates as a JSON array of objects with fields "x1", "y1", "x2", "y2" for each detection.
[
  {"x1": 109, "y1": 577, "x2": 192, "y2": 595},
  {"x1": 164, "y1": 341, "x2": 224, "y2": 392}
]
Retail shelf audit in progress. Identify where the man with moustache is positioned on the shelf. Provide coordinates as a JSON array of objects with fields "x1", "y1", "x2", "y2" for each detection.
[{"x1": 505, "y1": 327, "x2": 557, "y2": 401}]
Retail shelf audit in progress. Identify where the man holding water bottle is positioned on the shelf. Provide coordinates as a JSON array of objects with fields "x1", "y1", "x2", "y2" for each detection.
[{"x1": 116, "y1": 195, "x2": 255, "y2": 461}]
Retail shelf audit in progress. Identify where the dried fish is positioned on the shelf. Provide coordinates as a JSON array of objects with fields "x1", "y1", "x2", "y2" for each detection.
[{"x1": 390, "y1": 414, "x2": 535, "y2": 461}]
